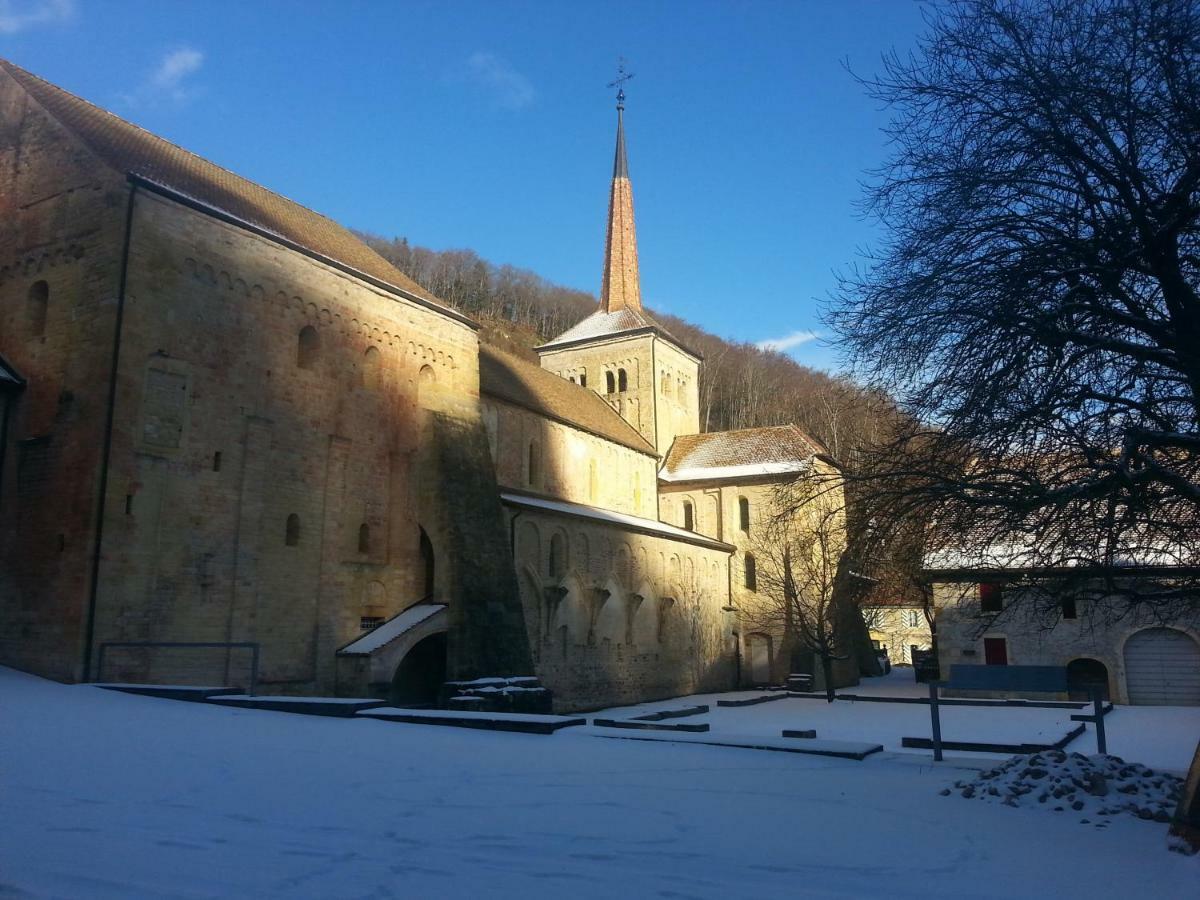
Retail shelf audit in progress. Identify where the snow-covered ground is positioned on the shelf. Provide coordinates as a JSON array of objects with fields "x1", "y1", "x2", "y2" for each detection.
[
  {"x1": 3, "y1": 665, "x2": 1198, "y2": 899},
  {"x1": 591, "y1": 668, "x2": 1200, "y2": 772}
]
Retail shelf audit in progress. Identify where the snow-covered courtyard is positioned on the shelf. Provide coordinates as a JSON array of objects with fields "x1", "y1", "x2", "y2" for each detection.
[{"x1": 3, "y1": 665, "x2": 1198, "y2": 899}]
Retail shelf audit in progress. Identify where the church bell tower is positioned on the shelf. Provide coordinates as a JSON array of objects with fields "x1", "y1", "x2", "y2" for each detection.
[{"x1": 537, "y1": 77, "x2": 701, "y2": 457}]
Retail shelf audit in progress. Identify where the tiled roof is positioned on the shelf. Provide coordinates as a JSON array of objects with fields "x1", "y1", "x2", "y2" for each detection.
[
  {"x1": 660, "y1": 424, "x2": 828, "y2": 482},
  {"x1": 0, "y1": 60, "x2": 460, "y2": 321},
  {"x1": 478, "y1": 344, "x2": 656, "y2": 457},
  {"x1": 537, "y1": 306, "x2": 698, "y2": 359}
]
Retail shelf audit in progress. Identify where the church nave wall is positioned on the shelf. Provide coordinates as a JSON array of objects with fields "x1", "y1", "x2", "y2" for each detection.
[{"x1": 510, "y1": 505, "x2": 735, "y2": 711}]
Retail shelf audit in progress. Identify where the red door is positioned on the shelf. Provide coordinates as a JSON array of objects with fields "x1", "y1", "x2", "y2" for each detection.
[{"x1": 984, "y1": 638, "x2": 1008, "y2": 666}]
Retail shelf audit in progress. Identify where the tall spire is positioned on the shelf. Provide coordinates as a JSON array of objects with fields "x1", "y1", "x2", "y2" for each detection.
[{"x1": 600, "y1": 70, "x2": 641, "y2": 313}]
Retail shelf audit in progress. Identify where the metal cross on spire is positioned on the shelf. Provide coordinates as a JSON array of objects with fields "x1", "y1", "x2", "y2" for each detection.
[{"x1": 607, "y1": 57, "x2": 635, "y2": 110}]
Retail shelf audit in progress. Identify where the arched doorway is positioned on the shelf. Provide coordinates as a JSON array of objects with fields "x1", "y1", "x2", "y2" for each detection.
[
  {"x1": 390, "y1": 632, "x2": 447, "y2": 706},
  {"x1": 746, "y1": 633, "x2": 772, "y2": 685},
  {"x1": 419, "y1": 527, "x2": 435, "y2": 599},
  {"x1": 1123, "y1": 627, "x2": 1200, "y2": 705},
  {"x1": 1066, "y1": 658, "x2": 1109, "y2": 701}
]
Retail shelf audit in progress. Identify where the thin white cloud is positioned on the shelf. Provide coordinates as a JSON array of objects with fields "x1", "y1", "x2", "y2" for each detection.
[
  {"x1": 121, "y1": 46, "x2": 205, "y2": 108},
  {"x1": 756, "y1": 329, "x2": 821, "y2": 353},
  {"x1": 0, "y1": 0, "x2": 75, "y2": 35},
  {"x1": 464, "y1": 52, "x2": 534, "y2": 110}
]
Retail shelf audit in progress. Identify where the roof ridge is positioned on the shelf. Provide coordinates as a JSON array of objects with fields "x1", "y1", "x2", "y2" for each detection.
[
  {"x1": 0, "y1": 59, "x2": 352, "y2": 232},
  {"x1": 0, "y1": 59, "x2": 449, "y2": 313}
]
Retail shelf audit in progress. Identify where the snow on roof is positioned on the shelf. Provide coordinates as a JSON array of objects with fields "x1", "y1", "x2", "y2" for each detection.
[
  {"x1": 660, "y1": 425, "x2": 828, "y2": 483},
  {"x1": 923, "y1": 541, "x2": 1196, "y2": 574},
  {"x1": 338, "y1": 603, "x2": 446, "y2": 656},
  {"x1": 500, "y1": 492, "x2": 734, "y2": 552},
  {"x1": 537, "y1": 306, "x2": 699, "y2": 359},
  {"x1": 659, "y1": 461, "x2": 810, "y2": 483}
]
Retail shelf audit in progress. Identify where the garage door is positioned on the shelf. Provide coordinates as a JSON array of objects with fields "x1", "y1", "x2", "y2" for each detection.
[{"x1": 1123, "y1": 628, "x2": 1200, "y2": 705}]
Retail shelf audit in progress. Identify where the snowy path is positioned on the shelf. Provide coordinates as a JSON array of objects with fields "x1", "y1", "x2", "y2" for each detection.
[{"x1": 2, "y1": 666, "x2": 1197, "y2": 899}]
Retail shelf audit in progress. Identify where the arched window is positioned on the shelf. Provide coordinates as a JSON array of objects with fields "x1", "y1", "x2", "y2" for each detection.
[
  {"x1": 617, "y1": 368, "x2": 628, "y2": 392},
  {"x1": 419, "y1": 527, "x2": 435, "y2": 597},
  {"x1": 361, "y1": 346, "x2": 381, "y2": 389},
  {"x1": 417, "y1": 364, "x2": 436, "y2": 407},
  {"x1": 27, "y1": 281, "x2": 48, "y2": 337},
  {"x1": 285, "y1": 514, "x2": 300, "y2": 547},
  {"x1": 358, "y1": 523, "x2": 371, "y2": 554},
  {"x1": 297, "y1": 326, "x2": 319, "y2": 369},
  {"x1": 739, "y1": 497, "x2": 750, "y2": 532},
  {"x1": 579, "y1": 372, "x2": 587, "y2": 388},
  {"x1": 549, "y1": 532, "x2": 566, "y2": 578},
  {"x1": 744, "y1": 553, "x2": 757, "y2": 591},
  {"x1": 605, "y1": 371, "x2": 616, "y2": 394},
  {"x1": 527, "y1": 440, "x2": 540, "y2": 488},
  {"x1": 683, "y1": 500, "x2": 694, "y2": 532}
]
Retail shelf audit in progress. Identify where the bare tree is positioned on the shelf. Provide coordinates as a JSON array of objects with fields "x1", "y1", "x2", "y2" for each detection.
[
  {"x1": 745, "y1": 475, "x2": 855, "y2": 701},
  {"x1": 831, "y1": 0, "x2": 1200, "y2": 613}
]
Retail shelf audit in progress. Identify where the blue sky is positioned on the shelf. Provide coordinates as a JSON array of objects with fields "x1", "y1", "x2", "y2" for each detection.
[{"x1": 1, "y1": 0, "x2": 927, "y2": 371}]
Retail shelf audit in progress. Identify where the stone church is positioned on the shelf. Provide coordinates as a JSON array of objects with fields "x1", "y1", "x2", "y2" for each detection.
[{"x1": 0, "y1": 60, "x2": 843, "y2": 712}]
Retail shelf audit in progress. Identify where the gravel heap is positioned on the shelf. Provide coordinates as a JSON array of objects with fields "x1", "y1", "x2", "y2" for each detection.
[{"x1": 941, "y1": 750, "x2": 1183, "y2": 828}]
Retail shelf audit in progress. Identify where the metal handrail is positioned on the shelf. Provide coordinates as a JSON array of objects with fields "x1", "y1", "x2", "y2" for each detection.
[{"x1": 96, "y1": 641, "x2": 260, "y2": 696}]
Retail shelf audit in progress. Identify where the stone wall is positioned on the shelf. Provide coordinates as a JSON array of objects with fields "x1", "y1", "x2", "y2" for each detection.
[
  {"x1": 85, "y1": 187, "x2": 500, "y2": 693},
  {"x1": 483, "y1": 395, "x2": 658, "y2": 517},
  {"x1": 509, "y1": 502, "x2": 736, "y2": 711},
  {"x1": 0, "y1": 69, "x2": 129, "y2": 682},
  {"x1": 659, "y1": 461, "x2": 856, "y2": 689},
  {"x1": 651, "y1": 339, "x2": 700, "y2": 458},
  {"x1": 933, "y1": 581, "x2": 1200, "y2": 704},
  {"x1": 539, "y1": 332, "x2": 699, "y2": 456}
]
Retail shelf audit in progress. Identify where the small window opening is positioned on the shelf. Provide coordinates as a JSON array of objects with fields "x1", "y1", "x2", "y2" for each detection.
[
  {"x1": 979, "y1": 583, "x2": 1003, "y2": 613},
  {"x1": 549, "y1": 532, "x2": 566, "y2": 578},
  {"x1": 361, "y1": 346, "x2": 381, "y2": 389},
  {"x1": 683, "y1": 500, "x2": 694, "y2": 532},
  {"x1": 1061, "y1": 597, "x2": 1078, "y2": 620},
  {"x1": 125, "y1": 494, "x2": 133, "y2": 515},
  {"x1": 297, "y1": 325, "x2": 319, "y2": 369},
  {"x1": 738, "y1": 497, "x2": 750, "y2": 532},
  {"x1": 358, "y1": 523, "x2": 371, "y2": 554},
  {"x1": 212, "y1": 451, "x2": 222, "y2": 472},
  {"x1": 27, "y1": 281, "x2": 48, "y2": 337},
  {"x1": 285, "y1": 514, "x2": 300, "y2": 547},
  {"x1": 605, "y1": 371, "x2": 616, "y2": 394},
  {"x1": 579, "y1": 373, "x2": 587, "y2": 388},
  {"x1": 527, "y1": 440, "x2": 540, "y2": 488},
  {"x1": 744, "y1": 553, "x2": 757, "y2": 591},
  {"x1": 618, "y1": 368, "x2": 628, "y2": 392}
]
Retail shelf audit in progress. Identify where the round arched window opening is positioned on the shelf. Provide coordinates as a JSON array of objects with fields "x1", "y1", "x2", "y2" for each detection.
[
  {"x1": 27, "y1": 280, "x2": 48, "y2": 337},
  {"x1": 297, "y1": 326, "x2": 319, "y2": 369}
]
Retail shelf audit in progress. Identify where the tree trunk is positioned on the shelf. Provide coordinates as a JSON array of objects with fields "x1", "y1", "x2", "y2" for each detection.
[{"x1": 821, "y1": 653, "x2": 836, "y2": 703}]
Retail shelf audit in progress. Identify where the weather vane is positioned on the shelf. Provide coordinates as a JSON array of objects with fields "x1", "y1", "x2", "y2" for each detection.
[{"x1": 607, "y1": 57, "x2": 635, "y2": 109}]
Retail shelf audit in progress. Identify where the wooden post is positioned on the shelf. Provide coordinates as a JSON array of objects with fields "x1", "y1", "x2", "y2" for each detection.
[
  {"x1": 1092, "y1": 687, "x2": 1106, "y2": 755},
  {"x1": 929, "y1": 680, "x2": 943, "y2": 762}
]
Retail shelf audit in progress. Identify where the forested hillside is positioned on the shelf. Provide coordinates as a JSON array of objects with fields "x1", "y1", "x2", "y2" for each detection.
[{"x1": 356, "y1": 232, "x2": 899, "y2": 467}]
